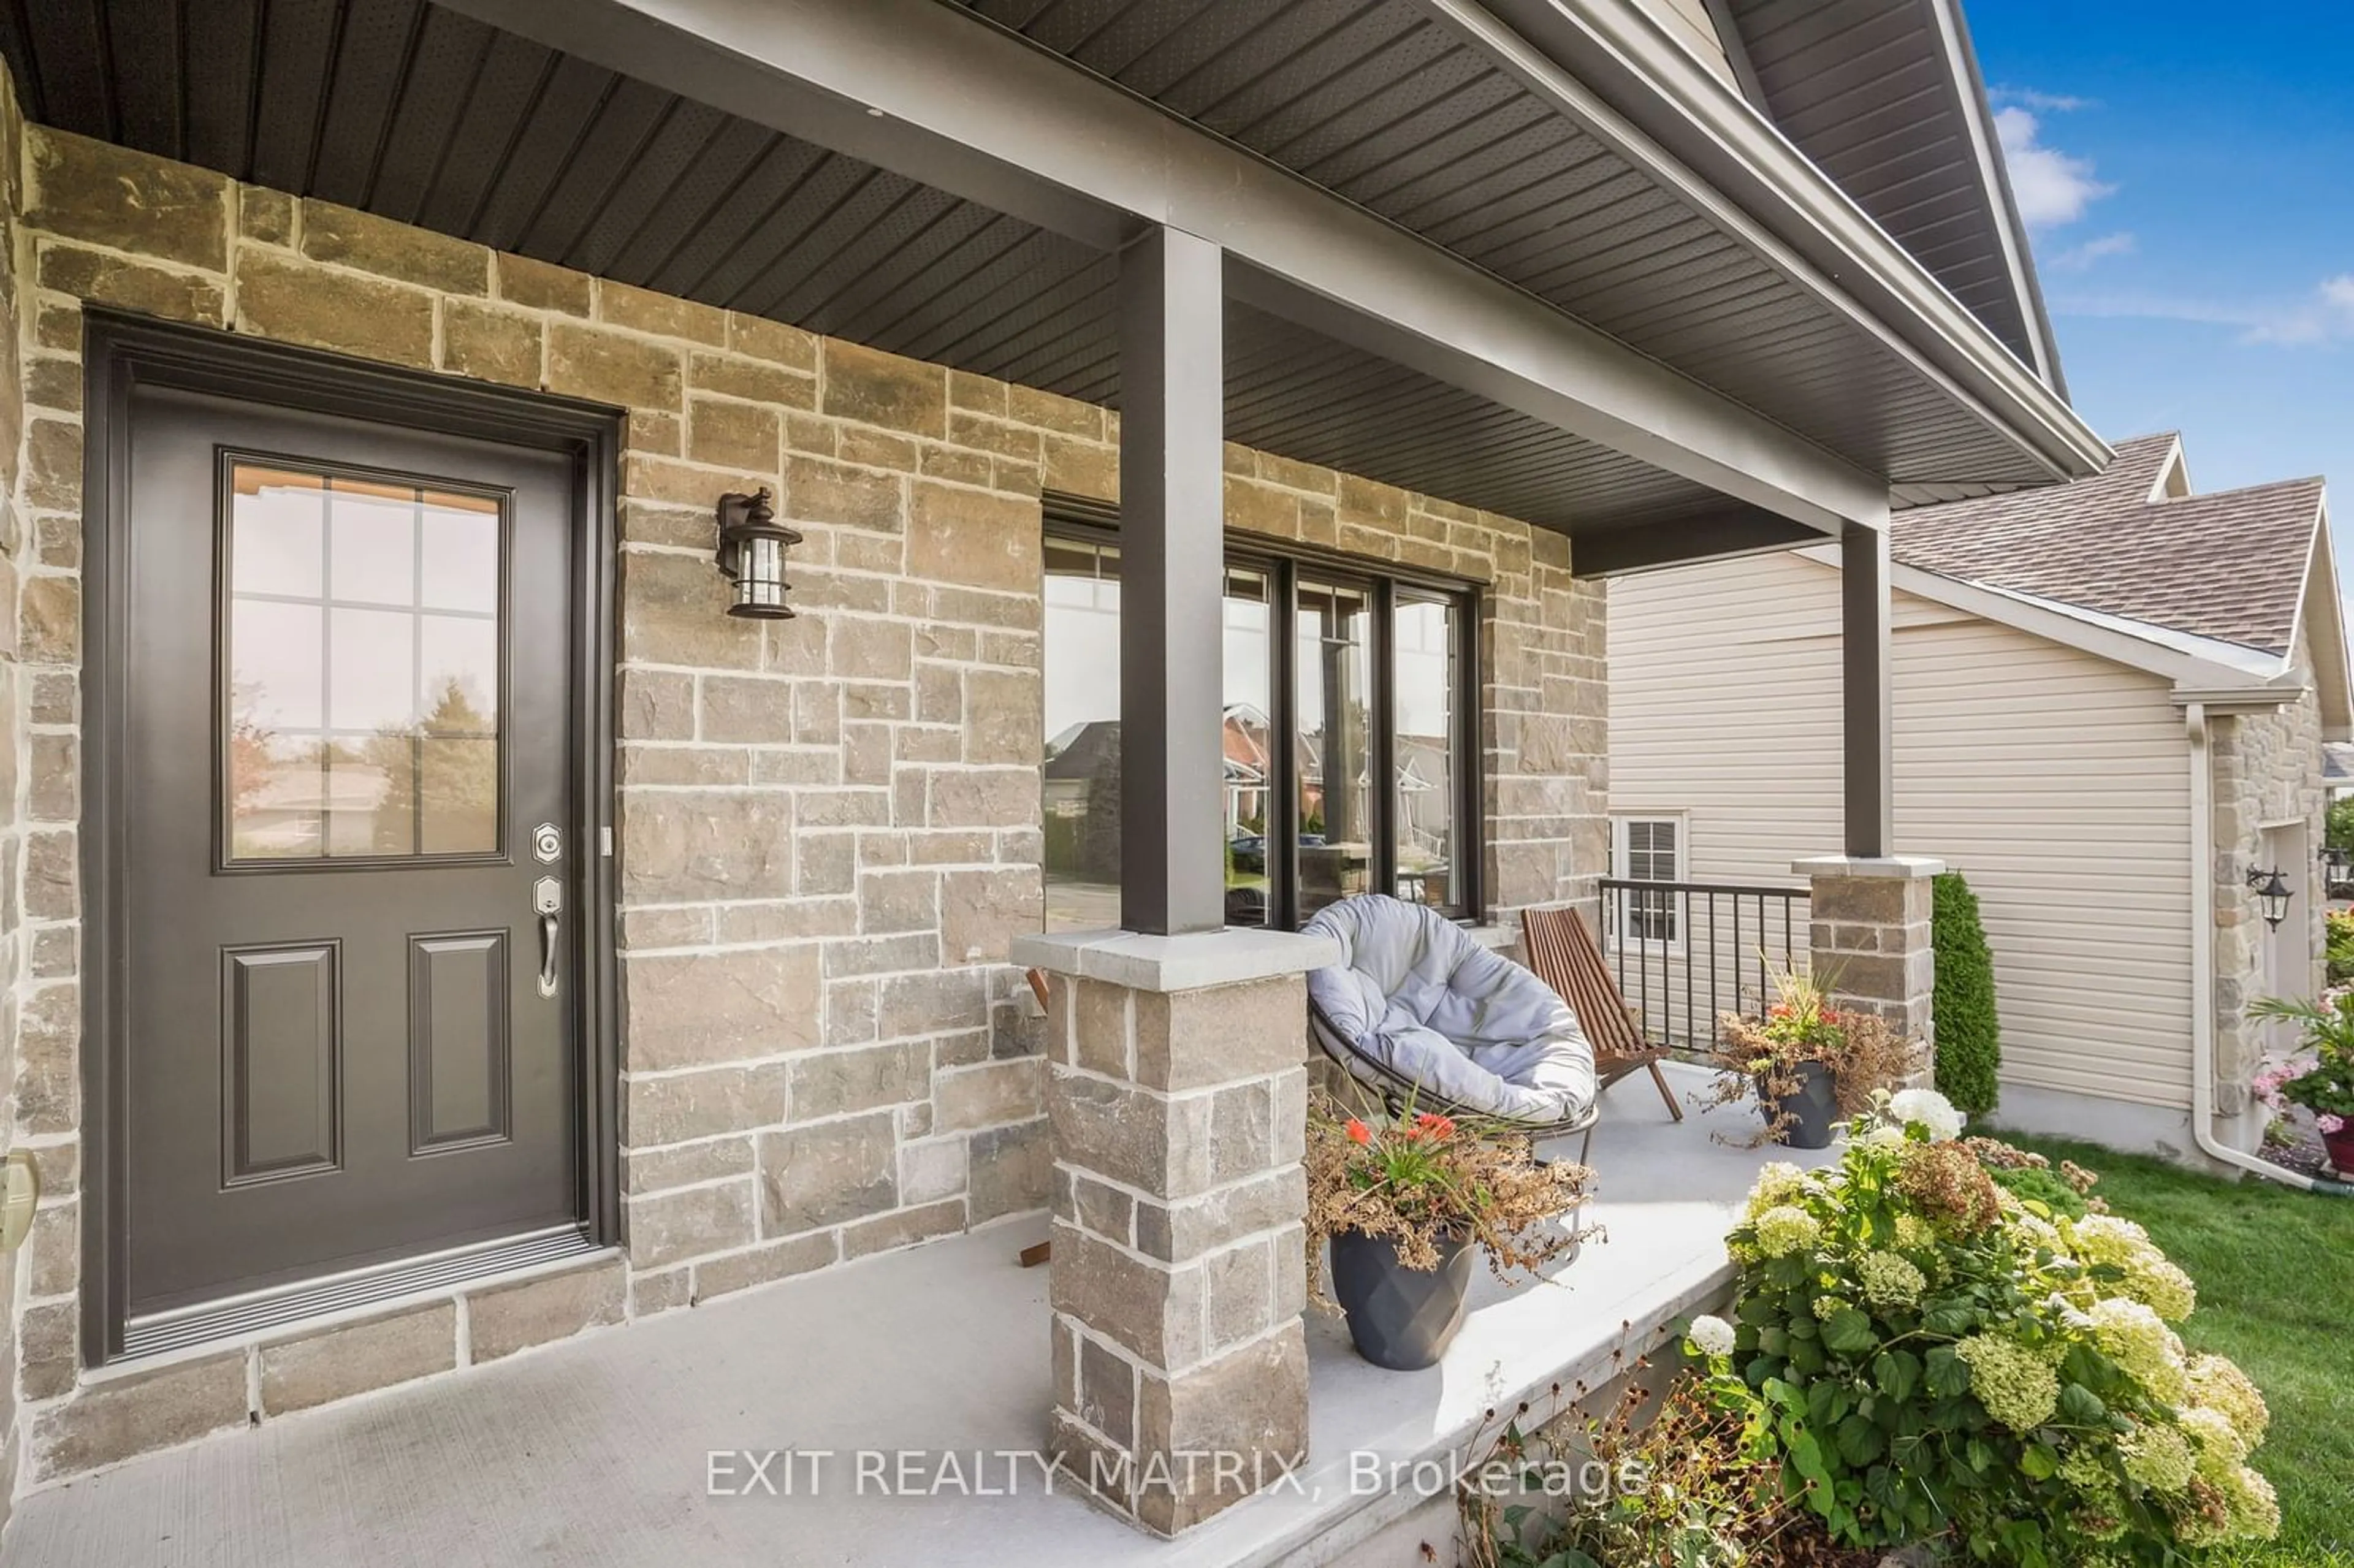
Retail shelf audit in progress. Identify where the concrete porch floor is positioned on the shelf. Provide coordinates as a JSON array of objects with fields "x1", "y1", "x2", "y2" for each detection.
[{"x1": 7, "y1": 1064, "x2": 1821, "y2": 1568}]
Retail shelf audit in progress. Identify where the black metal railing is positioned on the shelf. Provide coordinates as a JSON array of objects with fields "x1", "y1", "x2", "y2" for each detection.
[{"x1": 1596, "y1": 878, "x2": 1810, "y2": 1050}]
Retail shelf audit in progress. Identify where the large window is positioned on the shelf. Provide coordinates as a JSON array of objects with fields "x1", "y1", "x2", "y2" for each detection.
[{"x1": 1043, "y1": 511, "x2": 1479, "y2": 931}]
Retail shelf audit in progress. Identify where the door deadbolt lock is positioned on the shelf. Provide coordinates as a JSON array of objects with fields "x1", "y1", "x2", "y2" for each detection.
[
  {"x1": 533, "y1": 877, "x2": 563, "y2": 916},
  {"x1": 533, "y1": 823, "x2": 563, "y2": 864}
]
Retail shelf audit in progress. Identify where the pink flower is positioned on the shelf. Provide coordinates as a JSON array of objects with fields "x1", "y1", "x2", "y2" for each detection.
[{"x1": 2320, "y1": 1113, "x2": 2347, "y2": 1136}]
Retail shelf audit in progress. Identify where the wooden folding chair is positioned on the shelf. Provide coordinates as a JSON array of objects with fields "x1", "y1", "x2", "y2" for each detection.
[{"x1": 1518, "y1": 904, "x2": 1685, "y2": 1122}]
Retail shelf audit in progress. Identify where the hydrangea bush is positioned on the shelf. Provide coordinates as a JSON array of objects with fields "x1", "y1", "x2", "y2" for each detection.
[{"x1": 1693, "y1": 1092, "x2": 2277, "y2": 1566}]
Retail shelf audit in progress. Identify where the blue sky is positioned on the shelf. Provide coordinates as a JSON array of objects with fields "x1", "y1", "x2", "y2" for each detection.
[{"x1": 1963, "y1": 2, "x2": 2353, "y2": 536}]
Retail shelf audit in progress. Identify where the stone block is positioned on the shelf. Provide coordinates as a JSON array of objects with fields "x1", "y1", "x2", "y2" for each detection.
[
  {"x1": 624, "y1": 943, "x2": 820, "y2": 1068},
  {"x1": 1203, "y1": 1235, "x2": 1276, "y2": 1351},
  {"x1": 441, "y1": 299, "x2": 543, "y2": 387},
  {"x1": 1132, "y1": 1325, "x2": 1309, "y2": 1534},
  {"x1": 900, "y1": 1136, "x2": 969, "y2": 1205},
  {"x1": 1051, "y1": 1070, "x2": 1214, "y2": 1199},
  {"x1": 935, "y1": 1057, "x2": 1043, "y2": 1132},
  {"x1": 625, "y1": 1179, "x2": 758, "y2": 1268},
  {"x1": 497, "y1": 253, "x2": 592, "y2": 316},
  {"x1": 822, "y1": 340, "x2": 946, "y2": 436},
  {"x1": 759, "y1": 1111, "x2": 899, "y2": 1234},
  {"x1": 465, "y1": 1260, "x2": 625, "y2": 1362},
  {"x1": 787, "y1": 454, "x2": 904, "y2": 533},
  {"x1": 1809, "y1": 876, "x2": 1909, "y2": 924},
  {"x1": 788, "y1": 1041, "x2": 931, "y2": 1121},
  {"x1": 856, "y1": 870, "x2": 938, "y2": 935},
  {"x1": 631, "y1": 1267, "x2": 692, "y2": 1318},
  {"x1": 688, "y1": 396, "x2": 780, "y2": 471},
  {"x1": 1049, "y1": 1221, "x2": 1202, "y2": 1371},
  {"x1": 240, "y1": 186, "x2": 295, "y2": 244},
  {"x1": 877, "y1": 969, "x2": 992, "y2": 1038},
  {"x1": 36, "y1": 243, "x2": 224, "y2": 325},
  {"x1": 1131, "y1": 1164, "x2": 1308, "y2": 1264},
  {"x1": 1076, "y1": 1333, "x2": 1138, "y2": 1448},
  {"x1": 689, "y1": 351, "x2": 815, "y2": 408},
  {"x1": 907, "y1": 482, "x2": 1040, "y2": 593},
  {"x1": 728, "y1": 312, "x2": 820, "y2": 370},
  {"x1": 968, "y1": 1117, "x2": 1050, "y2": 1222},
  {"x1": 625, "y1": 1136, "x2": 755, "y2": 1195},
  {"x1": 698, "y1": 675, "x2": 794, "y2": 744},
  {"x1": 235, "y1": 249, "x2": 435, "y2": 367},
  {"x1": 260, "y1": 1300, "x2": 456, "y2": 1415},
  {"x1": 940, "y1": 867, "x2": 1042, "y2": 964},
  {"x1": 34, "y1": 1349, "x2": 246, "y2": 1480},
  {"x1": 831, "y1": 615, "x2": 912, "y2": 681},
  {"x1": 1133, "y1": 977, "x2": 1308, "y2": 1092},
  {"x1": 25, "y1": 419, "x2": 82, "y2": 513},
  {"x1": 621, "y1": 550, "x2": 763, "y2": 671},
  {"x1": 1072, "y1": 978, "x2": 1132, "y2": 1078},
  {"x1": 547, "y1": 322, "x2": 683, "y2": 409},
  {"x1": 962, "y1": 668, "x2": 1042, "y2": 766},
  {"x1": 842, "y1": 1198, "x2": 966, "y2": 1260},
  {"x1": 597, "y1": 279, "x2": 726, "y2": 345},
  {"x1": 618, "y1": 788, "x2": 791, "y2": 902},
  {"x1": 19, "y1": 1301, "x2": 77, "y2": 1401},
  {"x1": 692, "y1": 1231, "x2": 838, "y2": 1300},
  {"x1": 31, "y1": 128, "x2": 229, "y2": 267},
  {"x1": 928, "y1": 768, "x2": 1038, "y2": 830},
  {"x1": 622, "y1": 1063, "x2": 788, "y2": 1146},
  {"x1": 300, "y1": 200, "x2": 487, "y2": 292}
]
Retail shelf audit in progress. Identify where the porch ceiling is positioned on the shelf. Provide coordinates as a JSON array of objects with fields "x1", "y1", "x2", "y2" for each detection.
[{"x1": 1, "y1": 0, "x2": 1745, "y2": 535}]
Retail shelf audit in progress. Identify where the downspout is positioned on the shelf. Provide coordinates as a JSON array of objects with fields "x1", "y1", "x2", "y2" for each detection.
[{"x1": 2185, "y1": 701, "x2": 2354, "y2": 1193}]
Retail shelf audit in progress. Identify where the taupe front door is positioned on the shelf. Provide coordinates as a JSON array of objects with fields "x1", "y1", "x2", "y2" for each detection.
[{"x1": 120, "y1": 384, "x2": 583, "y2": 1323}]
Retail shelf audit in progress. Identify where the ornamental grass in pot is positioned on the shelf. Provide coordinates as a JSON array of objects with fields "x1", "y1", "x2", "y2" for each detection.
[
  {"x1": 1305, "y1": 1094, "x2": 1595, "y2": 1371},
  {"x1": 1706, "y1": 960, "x2": 1919, "y2": 1149}
]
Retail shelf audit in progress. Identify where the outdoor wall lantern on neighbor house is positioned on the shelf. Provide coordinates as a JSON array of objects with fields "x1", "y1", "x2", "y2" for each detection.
[
  {"x1": 715, "y1": 486, "x2": 801, "y2": 618},
  {"x1": 2246, "y1": 865, "x2": 2294, "y2": 930},
  {"x1": 2320, "y1": 844, "x2": 2352, "y2": 885}
]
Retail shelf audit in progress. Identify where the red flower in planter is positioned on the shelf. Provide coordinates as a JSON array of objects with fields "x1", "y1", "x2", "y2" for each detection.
[
  {"x1": 1346, "y1": 1118, "x2": 1373, "y2": 1145},
  {"x1": 1414, "y1": 1111, "x2": 1458, "y2": 1141}
]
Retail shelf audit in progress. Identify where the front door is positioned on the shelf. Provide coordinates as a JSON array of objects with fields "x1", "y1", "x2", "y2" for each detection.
[{"x1": 118, "y1": 382, "x2": 586, "y2": 1333}]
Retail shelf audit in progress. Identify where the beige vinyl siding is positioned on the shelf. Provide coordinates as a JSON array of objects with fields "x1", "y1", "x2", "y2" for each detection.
[
  {"x1": 1638, "y1": 0, "x2": 1740, "y2": 90},
  {"x1": 1609, "y1": 552, "x2": 2196, "y2": 1109}
]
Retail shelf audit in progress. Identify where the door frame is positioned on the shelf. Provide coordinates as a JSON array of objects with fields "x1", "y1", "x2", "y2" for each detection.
[{"x1": 79, "y1": 311, "x2": 623, "y2": 1366}]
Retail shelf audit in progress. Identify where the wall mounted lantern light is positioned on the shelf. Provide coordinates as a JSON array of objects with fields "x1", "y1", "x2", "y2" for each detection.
[
  {"x1": 715, "y1": 486, "x2": 800, "y2": 618},
  {"x1": 2246, "y1": 865, "x2": 2293, "y2": 931},
  {"x1": 2321, "y1": 844, "x2": 2351, "y2": 885}
]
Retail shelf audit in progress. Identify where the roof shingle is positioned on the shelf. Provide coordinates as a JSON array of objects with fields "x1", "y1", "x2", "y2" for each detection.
[{"x1": 1891, "y1": 433, "x2": 2323, "y2": 655}]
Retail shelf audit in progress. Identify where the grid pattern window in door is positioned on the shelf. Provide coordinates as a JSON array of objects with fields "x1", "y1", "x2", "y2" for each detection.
[{"x1": 223, "y1": 462, "x2": 505, "y2": 862}]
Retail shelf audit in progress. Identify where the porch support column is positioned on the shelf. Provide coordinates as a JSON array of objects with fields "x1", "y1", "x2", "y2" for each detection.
[
  {"x1": 1118, "y1": 224, "x2": 1226, "y2": 936},
  {"x1": 1794, "y1": 854, "x2": 1943, "y2": 1081},
  {"x1": 1010, "y1": 928, "x2": 1338, "y2": 1536},
  {"x1": 1841, "y1": 522, "x2": 1894, "y2": 860}
]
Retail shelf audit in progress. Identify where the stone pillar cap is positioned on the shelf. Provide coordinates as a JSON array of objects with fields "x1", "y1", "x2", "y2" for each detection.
[
  {"x1": 1010, "y1": 926, "x2": 1342, "y2": 993},
  {"x1": 1791, "y1": 854, "x2": 1948, "y2": 880}
]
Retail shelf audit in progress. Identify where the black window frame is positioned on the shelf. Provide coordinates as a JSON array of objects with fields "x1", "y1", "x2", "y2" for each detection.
[{"x1": 1043, "y1": 497, "x2": 1485, "y2": 929}]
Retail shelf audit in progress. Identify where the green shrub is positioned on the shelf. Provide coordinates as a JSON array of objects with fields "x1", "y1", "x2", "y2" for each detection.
[
  {"x1": 1991, "y1": 1163, "x2": 2090, "y2": 1220},
  {"x1": 2326, "y1": 909, "x2": 2354, "y2": 987},
  {"x1": 1931, "y1": 871, "x2": 2001, "y2": 1116},
  {"x1": 1695, "y1": 1095, "x2": 2279, "y2": 1567}
]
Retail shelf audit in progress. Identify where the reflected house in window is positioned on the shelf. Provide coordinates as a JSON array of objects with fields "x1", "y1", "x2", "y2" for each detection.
[
  {"x1": 1043, "y1": 719, "x2": 1122, "y2": 929},
  {"x1": 1222, "y1": 702, "x2": 1271, "y2": 832}
]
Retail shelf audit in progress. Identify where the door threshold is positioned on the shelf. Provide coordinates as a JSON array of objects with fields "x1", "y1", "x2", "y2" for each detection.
[{"x1": 120, "y1": 1224, "x2": 604, "y2": 1361}]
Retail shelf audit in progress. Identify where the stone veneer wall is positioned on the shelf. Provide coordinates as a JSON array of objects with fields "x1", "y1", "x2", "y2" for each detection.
[
  {"x1": 2209, "y1": 652, "x2": 2326, "y2": 1117},
  {"x1": 0, "y1": 121, "x2": 1606, "y2": 1486},
  {"x1": 0, "y1": 63, "x2": 25, "y2": 1539}
]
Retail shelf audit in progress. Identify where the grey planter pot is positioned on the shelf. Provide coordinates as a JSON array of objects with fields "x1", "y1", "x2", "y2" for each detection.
[
  {"x1": 1760, "y1": 1059, "x2": 1840, "y2": 1149},
  {"x1": 1329, "y1": 1228, "x2": 1475, "y2": 1371}
]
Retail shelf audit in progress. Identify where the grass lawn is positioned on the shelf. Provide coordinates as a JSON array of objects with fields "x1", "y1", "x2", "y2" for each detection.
[{"x1": 2006, "y1": 1134, "x2": 2354, "y2": 1568}]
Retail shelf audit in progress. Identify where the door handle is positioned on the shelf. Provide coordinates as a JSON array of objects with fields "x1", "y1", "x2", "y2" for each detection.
[{"x1": 533, "y1": 877, "x2": 562, "y2": 999}]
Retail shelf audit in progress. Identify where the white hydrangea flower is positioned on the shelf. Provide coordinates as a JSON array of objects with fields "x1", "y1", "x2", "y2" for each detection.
[
  {"x1": 1858, "y1": 1124, "x2": 1910, "y2": 1150},
  {"x1": 1688, "y1": 1314, "x2": 1738, "y2": 1358},
  {"x1": 1888, "y1": 1087, "x2": 1965, "y2": 1142}
]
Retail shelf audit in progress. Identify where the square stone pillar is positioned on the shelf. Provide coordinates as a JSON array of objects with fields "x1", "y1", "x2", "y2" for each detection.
[
  {"x1": 1794, "y1": 856, "x2": 1943, "y2": 1079},
  {"x1": 1011, "y1": 926, "x2": 1339, "y2": 1536}
]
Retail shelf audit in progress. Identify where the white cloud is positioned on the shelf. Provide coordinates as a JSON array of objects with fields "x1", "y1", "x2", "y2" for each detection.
[
  {"x1": 2049, "y1": 273, "x2": 2354, "y2": 346},
  {"x1": 2050, "y1": 231, "x2": 2136, "y2": 272},
  {"x1": 1994, "y1": 106, "x2": 2114, "y2": 229},
  {"x1": 1992, "y1": 86, "x2": 2097, "y2": 113}
]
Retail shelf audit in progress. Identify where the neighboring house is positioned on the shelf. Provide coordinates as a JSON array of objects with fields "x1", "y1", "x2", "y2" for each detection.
[
  {"x1": 1610, "y1": 433, "x2": 2348, "y2": 1162},
  {"x1": 0, "y1": 0, "x2": 2112, "y2": 1551}
]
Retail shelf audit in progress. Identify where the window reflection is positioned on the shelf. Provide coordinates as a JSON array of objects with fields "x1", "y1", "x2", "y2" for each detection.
[
  {"x1": 1295, "y1": 579, "x2": 1371, "y2": 922},
  {"x1": 225, "y1": 465, "x2": 503, "y2": 861},
  {"x1": 1223, "y1": 569, "x2": 1271, "y2": 928},
  {"x1": 1392, "y1": 594, "x2": 1457, "y2": 910},
  {"x1": 1042, "y1": 537, "x2": 1122, "y2": 930}
]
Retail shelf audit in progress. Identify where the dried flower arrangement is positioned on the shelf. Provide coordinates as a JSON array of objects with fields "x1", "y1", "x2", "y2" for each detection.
[
  {"x1": 1700, "y1": 959, "x2": 1920, "y2": 1146},
  {"x1": 1303, "y1": 1093, "x2": 1595, "y2": 1310}
]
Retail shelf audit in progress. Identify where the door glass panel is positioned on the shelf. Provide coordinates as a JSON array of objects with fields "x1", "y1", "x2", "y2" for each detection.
[
  {"x1": 1392, "y1": 593, "x2": 1457, "y2": 912},
  {"x1": 225, "y1": 463, "x2": 505, "y2": 862},
  {"x1": 1295, "y1": 578, "x2": 1371, "y2": 922}
]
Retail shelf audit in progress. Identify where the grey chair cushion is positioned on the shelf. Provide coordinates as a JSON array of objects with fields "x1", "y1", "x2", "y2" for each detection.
[{"x1": 1301, "y1": 895, "x2": 1598, "y2": 1125}]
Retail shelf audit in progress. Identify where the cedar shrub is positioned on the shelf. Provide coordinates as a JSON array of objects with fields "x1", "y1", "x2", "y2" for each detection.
[{"x1": 1931, "y1": 870, "x2": 2001, "y2": 1116}]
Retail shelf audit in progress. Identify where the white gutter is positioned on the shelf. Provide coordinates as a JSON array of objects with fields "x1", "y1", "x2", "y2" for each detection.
[{"x1": 2185, "y1": 701, "x2": 2354, "y2": 1194}]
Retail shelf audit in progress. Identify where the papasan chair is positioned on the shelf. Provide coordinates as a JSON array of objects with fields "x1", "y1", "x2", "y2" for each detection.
[{"x1": 1301, "y1": 894, "x2": 1600, "y2": 1154}]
